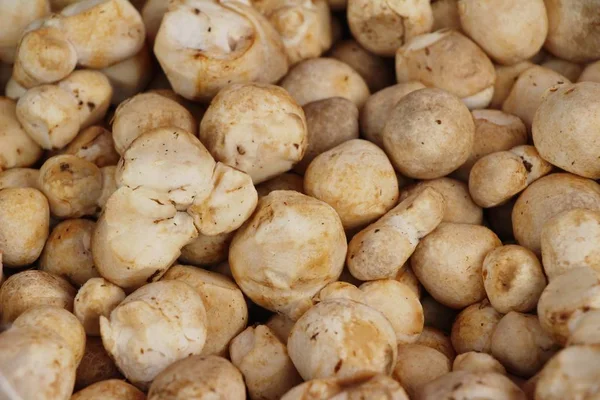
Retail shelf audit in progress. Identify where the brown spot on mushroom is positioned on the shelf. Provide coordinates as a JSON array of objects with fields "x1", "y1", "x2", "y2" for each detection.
[
  {"x1": 59, "y1": 163, "x2": 71, "y2": 172},
  {"x1": 334, "y1": 359, "x2": 343, "y2": 372},
  {"x1": 236, "y1": 146, "x2": 246, "y2": 155},
  {"x1": 87, "y1": 102, "x2": 96, "y2": 111}
]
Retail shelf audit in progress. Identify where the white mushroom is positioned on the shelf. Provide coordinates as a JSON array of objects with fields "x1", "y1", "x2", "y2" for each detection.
[
  {"x1": 0, "y1": 0, "x2": 50, "y2": 64},
  {"x1": 74, "y1": 277, "x2": 126, "y2": 336}
]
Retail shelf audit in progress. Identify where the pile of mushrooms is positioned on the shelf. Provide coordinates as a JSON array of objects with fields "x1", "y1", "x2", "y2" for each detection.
[{"x1": 2, "y1": 0, "x2": 600, "y2": 398}]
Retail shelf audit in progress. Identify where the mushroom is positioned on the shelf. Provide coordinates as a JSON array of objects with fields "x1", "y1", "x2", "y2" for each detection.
[
  {"x1": 412, "y1": 224, "x2": 501, "y2": 309},
  {"x1": 482, "y1": 245, "x2": 547, "y2": 314},
  {"x1": 453, "y1": 352, "x2": 506, "y2": 375},
  {"x1": 490, "y1": 61, "x2": 535, "y2": 109},
  {"x1": 199, "y1": 82, "x2": 308, "y2": 184},
  {"x1": 256, "y1": 172, "x2": 304, "y2": 197},
  {"x1": 293, "y1": 97, "x2": 359, "y2": 174},
  {"x1": 395, "y1": 30, "x2": 496, "y2": 109},
  {"x1": 0, "y1": 187, "x2": 49, "y2": 267},
  {"x1": 162, "y1": 265, "x2": 248, "y2": 356},
  {"x1": 230, "y1": 325, "x2": 303, "y2": 399},
  {"x1": 416, "y1": 371, "x2": 527, "y2": 400},
  {"x1": 304, "y1": 139, "x2": 399, "y2": 230},
  {"x1": 347, "y1": 0, "x2": 433, "y2": 56},
  {"x1": 62, "y1": 126, "x2": 120, "y2": 168},
  {"x1": 179, "y1": 231, "x2": 234, "y2": 266},
  {"x1": 502, "y1": 65, "x2": 569, "y2": 129},
  {"x1": 578, "y1": 60, "x2": 600, "y2": 83},
  {"x1": 282, "y1": 375, "x2": 409, "y2": 399},
  {"x1": 57, "y1": 70, "x2": 112, "y2": 129},
  {"x1": 72, "y1": 380, "x2": 144, "y2": 400},
  {"x1": 512, "y1": 173, "x2": 600, "y2": 254},
  {"x1": 541, "y1": 57, "x2": 583, "y2": 82},
  {"x1": 280, "y1": 57, "x2": 370, "y2": 108},
  {"x1": 451, "y1": 299, "x2": 502, "y2": 354},
  {"x1": 329, "y1": 40, "x2": 395, "y2": 92},
  {"x1": 457, "y1": 0, "x2": 548, "y2": 65},
  {"x1": 567, "y1": 310, "x2": 600, "y2": 346},
  {"x1": 99, "y1": 280, "x2": 208, "y2": 389},
  {"x1": 537, "y1": 266, "x2": 600, "y2": 345},
  {"x1": 395, "y1": 264, "x2": 422, "y2": 298},
  {"x1": 469, "y1": 145, "x2": 553, "y2": 208},
  {"x1": 75, "y1": 338, "x2": 122, "y2": 390},
  {"x1": 383, "y1": 88, "x2": 475, "y2": 179},
  {"x1": 230, "y1": 190, "x2": 346, "y2": 320},
  {"x1": 0, "y1": 97, "x2": 42, "y2": 169},
  {"x1": 416, "y1": 327, "x2": 456, "y2": 361},
  {"x1": 0, "y1": 167, "x2": 39, "y2": 189},
  {"x1": 453, "y1": 110, "x2": 527, "y2": 182},
  {"x1": 13, "y1": 305, "x2": 86, "y2": 365},
  {"x1": 101, "y1": 44, "x2": 153, "y2": 105},
  {"x1": 74, "y1": 277, "x2": 126, "y2": 336},
  {"x1": 0, "y1": 270, "x2": 76, "y2": 323},
  {"x1": 491, "y1": 312, "x2": 557, "y2": 378},
  {"x1": 431, "y1": 0, "x2": 461, "y2": 31},
  {"x1": 287, "y1": 298, "x2": 397, "y2": 380},
  {"x1": 393, "y1": 344, "x2": 452, "y2": 398},
  {"x1": 0, "y1": 0, "x2": 50, "y2": 63},
  {"x1": 154, "y1": 0, "x2": 288, "y2": 102},
  {"x1": 533, "y1": 82, "x2": 600, "y2": 179}
]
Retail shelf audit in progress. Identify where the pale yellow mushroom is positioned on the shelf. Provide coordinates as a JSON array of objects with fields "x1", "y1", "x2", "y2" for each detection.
[
  {"x1": 72, "y1": 379, "x2": 144, "y2": 400},
  {"x1": 451, "y1": 299, "x2": 502, "y2": 354},
  {"x1": 393, "y1": 344, "x2": 452, "y2": 398},
  {"x1": 74, "y1": 277, "x2": 126, "y2": 336},
  {"x1": 417, "y1": 371, "x2": 527, "y2": 400},
  {"x1": 416, "y1": 327, "x2": 456, "y2": 361},
  {"x1": 0, "y1": 0, "x2": 50, "y2": 64},
  {"x1": 453, "y1": 352, "x2": 506, "y2": 375},
  {"x1": 0, "y1": 168, "x2": 38, "y2": 190}
]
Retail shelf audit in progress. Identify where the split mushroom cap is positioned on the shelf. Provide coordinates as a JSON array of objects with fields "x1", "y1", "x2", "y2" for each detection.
[
  {"x1": 304, "y1": 139, "x2": 399, "y2": 230},
  {"x1": 162, "y1": 265, "x2": 248, "y2": 357},
  {"x1": 533, "y1": 82, "x2": 600, "y2": 179},
  {"x1": 62, "y1": 126, "x2": 120, "y2": 168},
  {"x1": 512, "y1": 173, "x2": 600, "y2": 254},
  {"x1": 0, "y1": 167, "x2": 39, "y2": 189},
  {"x1": 431, "y1": 0, "x2": 460, "y2": 31},
  {"x1": 293, "y1": 97, "x2": 359, "y2": 174},
  {"x1": 13, "y1": 305, "x2": 86, "y2": 365},
  {"x1": 75, "y1": 338, "x2": 121, "y2": 390},
  {"x1": 490, "y1": 312, "x2": 557, "y2": 378},
  {"x1": 256, "y1": 172, "x2": 304, "y2": 197},
  {"x1": 416, "y1": 327, "x2": 456, "y2": 361},
  {"x1": 537, "y1": 266, "x2": 600, "y2": 345},
  {"x1": 99, "y1": 280, "x2": 208, "y2": 389},
  {"x1": 154, "y1": 0, "x2": 289, "y2": 102},
  {"x1": 111, "y1": 92, "x2": 197, "y2": 155},
  {"x1": 360, "y1": 82, "x2": 426, "y2": 148},
  {"x1": 282, "y1": 374, "x2": 410, "y2": 400},
  {"x1": 490, "y1": 61, "x2": 535, "y2": 109},
  {"x1": 40, "y1": 218, "x2": 98, "y2": 286},
  {"x1": 416, "y1": 371, "x2": 527, "y2": 400},
  {"x1": 199, "y1": 82, "x2": 308, "y2": 184},
  {"x1": 329, "y1": 40, "x2": 395, "y2": 93},
  {"x1": 450, "y1": 299, "x2": 502, "y2": 354},
  {"x1": 395, "y1": 30, "x2": 496, "y2": 109},
  {"x1": 101, "y1": 44, "x2": 153, "y2": 105},
  {"x1": 0, "y1": 269, "x2": 76, "y2": 323},
  {"x1": 15, "y1": 84, "x2": 80, "y2": 150},
  {"x1": 229, "y1": 190, "x2": 347, "y2": 320},
  {"x1": 541, "y1": 208, "x2": 600, "y2": 280},
  {"x1": 457, "y1": 0, "x2": 548, "y2": 65},
  {"x1": 0, "y1": 327, "x2": 77, "y2": 400},
  {"x1": 482, "y1": 245, "x2": 547, "y2": 314},
  {"x1": 38, "y1": 154, "x2": 103, "y2": 218},
  {"x1": 502, "y1": 65, "x2": 570, "y2": 129},
  {"x1": 453, "y1": 109, "x2": 527, "y2": 182},
  {"x1": 74, "y1": 277, "x2": 126, "y2": 336},
  {"x1": 347, "y1": 186, "x2": 445, "y2": 281},
  {"x1": 544, "y1": 0, "x2": 600, "y2": 63},
  {"x1": 383, "y1": 88, "x2": 475, "y2": 179},
  {"x1": 0, "y1": 97, "x2": 43, "y2": 169},
  {"x1": 72, "y1": 380, "x2": 144, "y2": 400},
  {"x1": 0, "y1": 187, "x2": 49, "y2": 267},
  {"x1": 453, "y1": 352, "x2": 506, "y2": 375},
  {"x1": 412, "y1": 223, "x2": 501, "y2": 309},
  {"x1": 535, "y1": 345, "x2": 600, "y2": 400},
  {"x1": 468, "y1": 145, "x2": 553, "y2": 208},
  {"x1": 147, "y1": 355, "x2": 245, "y2": 400},
  {"x1": 393, "y1": 344, "x2": 452, "y2": 398},
  {"x1": 579, "y1": 60, "x2": 600, "y2": 83},
  {"x1": 347, "y1": 0, "x2": 433, "y2": 56},
  {"x1": 230, "y1": 325, "x2": 303, "y2": 399},
  {"x1": 179, "y1": 231, "x2": 233, "y2": 266},
  {"x1": 280, "y1": 57, "x2": 370, "y2": 108},
  {"x1": 541, "y1": 57, "x2": 583, "y2": 82},
  {"x1": 0, "y1": 0, "x2": 50, "y2": 63},
  {"x1": 287, "y1": 298, "x2": 397, "y2": 380},
  {"x1": 251, "y1": 0, "x2": 332, "y2": 65},
  {"x1": 399, "y1": 177, "x2": 482, "y2": 225},
  {"x1": 567, "y1": 310, "x2": 600, "y2": 346}
]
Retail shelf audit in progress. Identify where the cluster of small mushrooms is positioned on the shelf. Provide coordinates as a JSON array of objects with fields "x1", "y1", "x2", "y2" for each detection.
[{"x1": 2, "y1": 0, "x2": 600, "y2": 399}]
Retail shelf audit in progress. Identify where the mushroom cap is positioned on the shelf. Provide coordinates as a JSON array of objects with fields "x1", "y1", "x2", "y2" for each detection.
[
  {"x1": 282, "y1": 374, "x2": 409, "y2": 400},
  {"x1": 57, "y1": 70, "x2": 112, "y2": 129},
  {"x1": 75, "y1": 338, "x2": 122, "y2": 390},
  {"x1": 179, "y1": 231, "x2": 233, "y2": 266},
  {"x1": 100, "y1": 280, "x2": 208, "y2": 389},
  {"x1": 451, "y1": 299, "x2": 502, "y2": 354},
  {"x1": 453, "y1": 352, "x2": 506, "y2": 375},
  {"x1": 305, "y1": 139, "x2": 399, "y2": 230},
  {"x1": 154, "y1": 0, "x2": 288, "y2": 102},
  {"x1": 0, "y1": 97, "x2": 43, "y2": 169},
  {"x1": 281, "y1": 57, "x2": 370, "y2": 108},
  {"x1": 533, "y1": 82, "x2": 600, "y2": 179},
  {"x1": 162, "y1": 265, "x2": 248, "y2": 356},
  {"x1": 416, "y1": 371, "x2": 527, "y2": 400},
  {"x1": 230, "y1": 190, "x2": 347, "y2": 320},
  {"x1": 393, "y1": 344, "x2": 451, "y2": 398},
  {"x1": 199, "y1": 82, "x2": 307, "y2": 184},
  {"x1": 62, "y1": 126, "x2": 119, "y2": 168},
  {"x1": 383, "y1": 88, "x2": 475, "y2": 179},
  {"x1": 512, "y1": 173, "x2": 600, "y2": 254},
  {"x1": 0, "y1": 187, "x2": 49, "y2": 267},
  {"x1": 72, "y1": 379, "x2": 144, "y2": 400},
  {"x1": 0, "y1": 0, "x2": 50, "y2": 63},
  {"x1": 458, "y1": 0, "x2": 548, "y2": 65},
  {"x1": 412, "y1": 223, "x2": 501, "y2": 309},
  {"x1": 0, "y1": 168, "x2": 39, "y2": 190},
  {"x1": 74, "y1": 277, "x2": 126, "y2": 336},
  {"x1": 147, "y1": 355, "x2": 245, "y2": 400},
  {"x1": 288, "y1": 298, "x2": 397, "y2": 380},
  {"x1": 40, "y1": 218, "x2": 99, "y2": 286}
]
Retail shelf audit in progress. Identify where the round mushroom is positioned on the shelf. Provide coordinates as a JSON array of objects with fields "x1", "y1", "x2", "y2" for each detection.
[
  {"x1": 72, "y1": 379, "x2": 144, "y2": 400},
  {"x1": 417, "y1": 371, "x2": 527, "y2": 400},
  {"x1": 416, "y1": 327, "x2": 456, "y2": 361},
  {"x1": 282, "y1": 375, "x2": 409, "y2": 400},
  {"x1": 451, "y1": 299, "x2": 502, "y2": 354},
  {"x1": 0, "y1": 167, "x2": 39, "y2": 190},
  {"x1": 57, "y1": 70, "x2": 113, "y2": 129},
  {"x1": 74, "y1": 277, "x2": 126, "y2": 336},
  {"x1": 179, "y1": 231, "x2": 233, "y2": 266},
  {"x1": 453, "y1": 352, "x2": 506, "y2": 375},
  {"x1": 393, "y1": 344, "x2": 452, "y2": 398}
]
